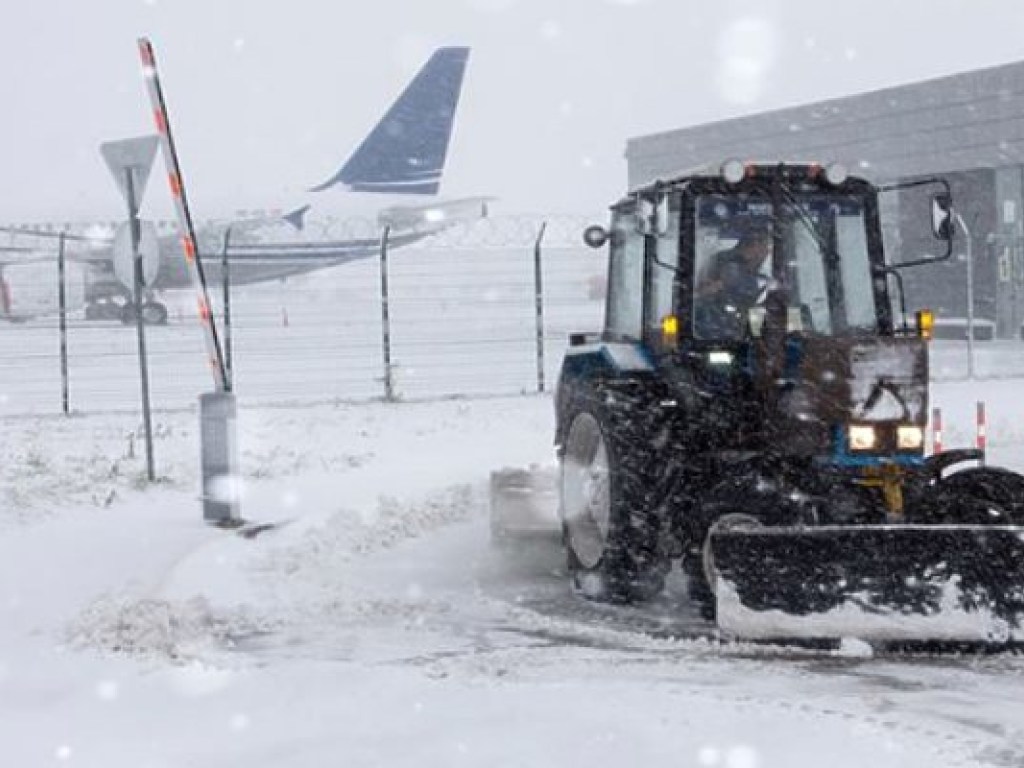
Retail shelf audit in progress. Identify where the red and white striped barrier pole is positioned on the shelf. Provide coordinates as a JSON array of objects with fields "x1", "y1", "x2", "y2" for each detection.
[
  {"x1": 137, "y1": 38, "x2": 228, "y2": 393},
  {"x1": 932, "y1": 406, "x2": 943, "y2": 455},
  {"x1": 976, "y1": 400, "x2": 987, "y2": 453}
]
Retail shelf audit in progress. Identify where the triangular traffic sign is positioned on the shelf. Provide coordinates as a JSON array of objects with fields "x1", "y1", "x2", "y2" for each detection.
[{"x1": 100, "y1": 136, "x2": 159, "y2": 207}]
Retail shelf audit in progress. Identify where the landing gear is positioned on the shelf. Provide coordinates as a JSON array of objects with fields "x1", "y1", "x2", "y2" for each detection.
[
  {"x1": 119, "y1": 301, "x2": 169, "y2": 326},
  {"x1": 85, "y1": 294, "x2": 169, "y2": 325},
  {"x1": 85, "y1": 298, "x2": 125, "y2": 321}
]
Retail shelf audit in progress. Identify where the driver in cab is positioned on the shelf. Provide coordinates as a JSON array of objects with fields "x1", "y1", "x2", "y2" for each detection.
[
  {"x1": 698, "y1": 225, "x2": 772, "y2": 308},
  {"x1": 695, "y1": 224, "x2": 773, "y2": 337}
]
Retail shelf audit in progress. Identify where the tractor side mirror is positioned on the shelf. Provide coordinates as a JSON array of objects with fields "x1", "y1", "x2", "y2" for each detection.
[
  {"x1": 583, "y1": 225, "x2": 609, "y2": 249},
  {"x1": 931, "y1": 195, "x2": 954, "y2": 241}
]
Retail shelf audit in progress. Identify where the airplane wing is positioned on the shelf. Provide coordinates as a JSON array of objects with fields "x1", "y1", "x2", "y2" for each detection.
[
  {"x1": 209, "y1": 195, "x2": 491, "y2": 265},
  {"x1": 377, "y1": 196, "x2": 494, "y2": 230},
  {"x1": 218, "y1": 229, "x2": 427, "y2": 264},
  {"x1": 203, "y1": 197, "x2": 490, "y2": 288}
]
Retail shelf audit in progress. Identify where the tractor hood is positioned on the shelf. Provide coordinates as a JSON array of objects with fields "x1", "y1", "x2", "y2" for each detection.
[
  {"x1": 847, "y1": 341, "x2": 928, "y2": 422},
  {"x1": 766, "y1": 336, "x2": 929, "y2": 454}
]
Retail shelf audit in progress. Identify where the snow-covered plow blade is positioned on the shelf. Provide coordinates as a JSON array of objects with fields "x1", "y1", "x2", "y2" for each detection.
[
  {"x1": 709, "y1": 525, "x2": 1024, "y2": 644},
  {"x1": 489, "y1": 466, "x2": 560, "y2": 543}
]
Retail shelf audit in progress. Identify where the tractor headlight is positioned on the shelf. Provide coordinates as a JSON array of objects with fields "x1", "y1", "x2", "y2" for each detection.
[
  {"x1": 897, "y1": 425, "x2": 924, "y2": 450},
  {"x1": 848, "y1": 425, "x2": 877, "y2": 451}
]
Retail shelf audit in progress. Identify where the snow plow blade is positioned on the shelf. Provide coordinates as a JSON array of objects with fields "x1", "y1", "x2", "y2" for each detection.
[
  {"x1": 709, "y1": 525, "x2": 1024, "y2": 644},
  {"x1": 489, "y1": 465, "x2": 560, "y2": 543}
]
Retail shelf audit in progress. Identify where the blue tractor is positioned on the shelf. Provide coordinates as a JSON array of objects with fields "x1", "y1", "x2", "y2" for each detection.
[{"x1": 554, "y1": 161, "x2": 1024, "y2": 644}]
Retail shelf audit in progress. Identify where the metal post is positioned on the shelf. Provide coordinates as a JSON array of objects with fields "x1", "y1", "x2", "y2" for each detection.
[
  {"x1": 976, "y1": 400, "x2": 987, "y2": 462},
  {"x1": 955, "y1": 211, "x2": 975, "y2": 379},
  {"x1": 200, "y1": 391, "x2": 240, "y2": 524},
  {"x1": 533, "y1": 222, "x2": 548, "y2": 393},
  {"x1": 379, "y1": 225, "x2": 394, "y2": 401},
  {"x1": 127, "y1": 168, "x2": 156, "y2": 482},
  {"x1": 221, "y1": 227, "x2": 233, "y2": 392},
  {"x1": 57, "y1": 232, "x2": 69, "y2": 415}
]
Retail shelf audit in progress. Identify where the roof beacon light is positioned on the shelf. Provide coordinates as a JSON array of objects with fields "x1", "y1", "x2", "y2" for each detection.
[
  {"x1": 825, "y1": 162, "x2": 849, "y2": 186},
  {"x1": 722, "y1": 159, "x2": 746, "y2": 185}
]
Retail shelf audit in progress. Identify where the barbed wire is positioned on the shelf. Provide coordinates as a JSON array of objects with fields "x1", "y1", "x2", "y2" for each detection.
[{"x1": 2, "y1": 213, "x2": 603, "y2": 251}]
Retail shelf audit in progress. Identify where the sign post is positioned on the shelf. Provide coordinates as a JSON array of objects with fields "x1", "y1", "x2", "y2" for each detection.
[{"x1": 101, "y1": 136, "x2": 159, "y2": 482}]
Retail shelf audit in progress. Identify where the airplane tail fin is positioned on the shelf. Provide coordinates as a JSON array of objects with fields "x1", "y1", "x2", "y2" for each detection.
[{"x1": 311, "y1": 46, "x2": 470, "y2": 196}]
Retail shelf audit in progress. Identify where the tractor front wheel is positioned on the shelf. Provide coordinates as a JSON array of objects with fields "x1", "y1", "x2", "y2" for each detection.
[{"x1": 561, "y1": 401, "x2": 667, "y2": 603}]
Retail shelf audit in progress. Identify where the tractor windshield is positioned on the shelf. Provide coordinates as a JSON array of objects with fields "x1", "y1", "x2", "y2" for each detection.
[{"x1": 693, "y1": 193, "x2": 877, "y2": 339}]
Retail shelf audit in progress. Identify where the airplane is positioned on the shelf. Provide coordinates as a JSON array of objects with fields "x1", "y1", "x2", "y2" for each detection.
[{"x1": 1, "y1": 46, "x2": 488, "y2": 325}]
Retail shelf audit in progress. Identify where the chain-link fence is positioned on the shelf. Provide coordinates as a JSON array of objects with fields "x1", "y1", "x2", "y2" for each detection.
[
  {"x1": 6, "y1": 212, "x2": 1024, "y2": 417},
  {"x1": 0, "y1": 215, "x2": 606, "y2": 415}
]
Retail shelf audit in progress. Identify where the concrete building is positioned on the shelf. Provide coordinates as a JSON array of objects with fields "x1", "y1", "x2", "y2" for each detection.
[{"x1": 625, "y1": 61, "x2": 1024, "y2": 338}]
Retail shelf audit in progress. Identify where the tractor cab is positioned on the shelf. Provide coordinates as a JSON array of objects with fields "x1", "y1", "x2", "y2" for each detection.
[
  {"x1": 582, "y1": 162, "x2": 949, "y2": 461},
  {"x1": 593, "y1": 162, "x2": 895, "y2": 353}
]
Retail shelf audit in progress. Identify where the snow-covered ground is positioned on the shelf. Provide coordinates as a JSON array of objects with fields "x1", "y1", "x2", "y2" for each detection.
[{"x1": 3, "y1": 388, "x2": 1024, "y2": 767}]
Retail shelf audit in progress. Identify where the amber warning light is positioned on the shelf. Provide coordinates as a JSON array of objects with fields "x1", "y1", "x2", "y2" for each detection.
[{"x1": 916, "y1": 309, "x2": 935, "y2": 340}]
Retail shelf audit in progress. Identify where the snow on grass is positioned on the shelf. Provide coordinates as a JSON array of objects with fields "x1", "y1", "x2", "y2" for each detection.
[{"x1": 65, "y1": 594, "x2": 276, "y2": 664}]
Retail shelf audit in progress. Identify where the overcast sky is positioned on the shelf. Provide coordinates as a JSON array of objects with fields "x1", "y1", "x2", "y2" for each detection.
[{"x1": 4, "y1": 0, "x2": 1024, "y2": 222}]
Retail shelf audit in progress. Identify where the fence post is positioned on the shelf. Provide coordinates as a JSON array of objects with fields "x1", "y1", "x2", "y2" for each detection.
[
  {"x1": 57, "y1": 231, "x2": 70, "y2": 415},
  {"x1": 534, "y1": 222, "x2": 548, "y2": 393},
  {"x1": 221, "y1": 227, "x2": 234, "y2": 392},
  {"x1": 379, "y1": 225, "x2": 394, "y2": 401},
  {"x1": 976, "y1": 401, "x2": 987, "y2": 463}
]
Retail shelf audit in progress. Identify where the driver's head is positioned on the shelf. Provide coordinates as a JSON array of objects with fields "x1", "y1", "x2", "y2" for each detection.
[{"x1": 736, "y1": 222, "x2": 772, "y2": 267}]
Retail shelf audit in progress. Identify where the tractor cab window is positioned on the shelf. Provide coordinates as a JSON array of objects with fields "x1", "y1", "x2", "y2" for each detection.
[
  {"x1": 692, "y1": 193, "x2": 877, "y2": 339},
  {"x1": 693, "y1": 197, "x2": 775, "y2": 340},
  {"x1": 605, "y1": 210, "x2": 644, "y2": 339},
  {"x1": 782, "y1": 196, "x2": 877, "y2": 335}
]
